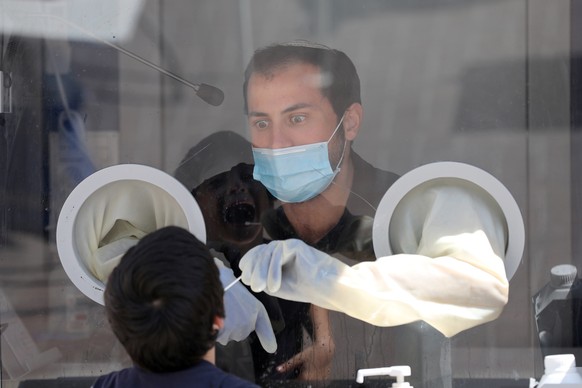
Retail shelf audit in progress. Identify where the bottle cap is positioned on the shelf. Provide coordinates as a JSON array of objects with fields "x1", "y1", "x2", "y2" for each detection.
[
  {"x1": 544, "y1": 354, "x2": 576, "y2": 374},
  {"x1": 550, "y1": 265, "x2": 578, "y2": 288}
]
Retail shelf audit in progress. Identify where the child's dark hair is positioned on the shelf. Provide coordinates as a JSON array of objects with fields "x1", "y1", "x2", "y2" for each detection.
[{"x1": 104, "y1": 226, "x2": 224, "y2": 373}]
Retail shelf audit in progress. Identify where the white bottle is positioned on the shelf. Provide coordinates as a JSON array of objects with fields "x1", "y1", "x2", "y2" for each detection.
[
  {"x1": 356, "y1": 365, "x2": 413, "y2": 387},
  {"x1": 536, "y1": 354, "x2": 582, "y2": 387}
]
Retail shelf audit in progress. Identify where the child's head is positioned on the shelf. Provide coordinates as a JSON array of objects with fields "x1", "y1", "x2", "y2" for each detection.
[{"x1": 104, "y1": 226, "x2": 224, "y2": 372}]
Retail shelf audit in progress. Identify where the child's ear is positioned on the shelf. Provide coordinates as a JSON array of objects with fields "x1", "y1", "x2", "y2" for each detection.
[{"x1": 213, "y1": 316, "x2": 224, "y2": 332}]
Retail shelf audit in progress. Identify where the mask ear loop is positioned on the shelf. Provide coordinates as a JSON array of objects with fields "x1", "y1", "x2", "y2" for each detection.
[
  {"x1": 326, "y1": 112, "x2": 379, "y2": 212},
  {"x1": 328, "y1": 113, "x2": 347, "y2": 172},
  {"x1": 328, "y1": 113, "x2": 346, "y2": 143},
  {"x1": 334, "y1": 140, "x2": 348, "y2": 172}
]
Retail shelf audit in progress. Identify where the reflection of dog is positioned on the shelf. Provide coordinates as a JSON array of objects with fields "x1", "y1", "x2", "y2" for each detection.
[
  {"x1": 174, "y1": 131, "x2": 273, "y2": 252},
  {"x1": 193, "y1": 163, "x2": 271, "y2": 247}
]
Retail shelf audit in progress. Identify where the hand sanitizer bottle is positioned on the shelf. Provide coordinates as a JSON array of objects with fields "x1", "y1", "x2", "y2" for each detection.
[
  {"x1": 536, "y1": 354, "x2": 582, "y2": 387},
  {"x1": 356, "y1": 365, "x2": 413, "y2": 387},
  {"x1": 533, "y1": 264, "x2": 582, "y2": 359}
]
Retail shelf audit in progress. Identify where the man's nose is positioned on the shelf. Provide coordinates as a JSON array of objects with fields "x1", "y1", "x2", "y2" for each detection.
[{"x1": 269, "y1": 125, "x2": 293, "y2": 149}]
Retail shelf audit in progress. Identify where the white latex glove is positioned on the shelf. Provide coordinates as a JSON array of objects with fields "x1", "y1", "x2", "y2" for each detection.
[
  {"x1": 240, "y1": 184, "x2": 509, "y2": 337},
  {"x1": 214, "y1": 258, "x2": 277, "y2": 353},
  {"x1": 74, "y1": 180, "x2": 190, "y2": 282}
]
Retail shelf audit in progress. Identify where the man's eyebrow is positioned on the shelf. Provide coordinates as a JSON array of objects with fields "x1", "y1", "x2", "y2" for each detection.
[
  {"x1": 248, "y1": 110, "x2": 268, "y2": 118},
  {"x1": 283, "y1": 103, "x2": 313, "y2": 113},
  {"x1": 248, "y1": 103, "x2": 314, "y2": 118}
]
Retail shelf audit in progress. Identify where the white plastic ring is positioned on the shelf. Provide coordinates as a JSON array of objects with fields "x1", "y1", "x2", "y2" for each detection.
[
  {"x1": 56, "y1": 164, "x2": 206, "y2": 305},
  {"x1": 372, "y1": 161, "x2": 524, "y2": 281}
]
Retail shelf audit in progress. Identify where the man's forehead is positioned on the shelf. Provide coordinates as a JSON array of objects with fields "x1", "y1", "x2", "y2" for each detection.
[
  {"x1": 280, "y1": 40, "x2": 332, "y2": 50},
  {"x1": 250, "y1": 62, "x2": 327, "y2": 89}
]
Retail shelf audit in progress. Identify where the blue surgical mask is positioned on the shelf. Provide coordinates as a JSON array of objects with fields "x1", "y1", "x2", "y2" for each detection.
[{"x1": 252, "y1": 114, "x2": 346, "y2": 203}]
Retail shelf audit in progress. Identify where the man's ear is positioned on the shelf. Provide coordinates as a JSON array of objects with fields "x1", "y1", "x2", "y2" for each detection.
[{"x1": 342, "y1": 102, "x2": 363, "y2": 141}]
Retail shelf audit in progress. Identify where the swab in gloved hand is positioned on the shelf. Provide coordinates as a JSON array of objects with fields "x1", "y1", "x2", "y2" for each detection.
[
  {"x1": 214, "y1": 258, "x2": 277, "y2": 353},
  {"x1": 223, "y1": 275, "x2": 242, "y2": 291}
]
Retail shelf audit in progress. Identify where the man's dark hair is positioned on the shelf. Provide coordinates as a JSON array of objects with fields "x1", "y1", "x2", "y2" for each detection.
[
  {"x1": 104, "y1": 226, "x2": 224, "y2": 373},
  {"x1": 243, "y1": 41, "x2": 361, "y2": 118}
]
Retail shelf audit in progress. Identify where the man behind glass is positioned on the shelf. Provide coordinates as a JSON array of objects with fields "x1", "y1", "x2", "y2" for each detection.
[
  {"x1": 245, "y1": 40, "x2": 399, "y2": 259},
  {"x1": 242, "y1": 40, "x2": 401, "y2": 382},
  {"x1": 241, "y1": 41, "x2": 510, "y2": 386}
]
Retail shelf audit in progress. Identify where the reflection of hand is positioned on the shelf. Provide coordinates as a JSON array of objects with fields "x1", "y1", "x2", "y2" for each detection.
[
  {"x1": 277, "y1": 343, "x2": 334, "y2": 381},
  {"x1": 277, "y1": 305, "x2": 335, "y2": 381},
  {"x1": 214, "y1": 258, "x2": 277, "y2": 353}
]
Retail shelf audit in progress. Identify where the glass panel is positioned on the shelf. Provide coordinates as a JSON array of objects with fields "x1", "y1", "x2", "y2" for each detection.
[{"x1": 0, "y1": 1, "x2": 575, "y2": 387}]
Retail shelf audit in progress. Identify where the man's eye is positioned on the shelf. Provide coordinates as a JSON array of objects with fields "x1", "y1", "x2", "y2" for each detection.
[
  {"x1": 255, "y1": 120, "x2": 269, "y2": 130},
  {"x1": 290, "y1": 115, "x2": 306, "y2": 124}
]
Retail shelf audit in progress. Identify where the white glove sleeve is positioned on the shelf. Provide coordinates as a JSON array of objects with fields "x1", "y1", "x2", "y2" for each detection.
[
  {"x1": 239, "y1": 184, "x2": 509, "y2": 337},
  {"x1": 214, "y1": 258, "x2": 277, "y2": 353},
  {"x1": 74, "y1": 181, "x2": 191, "y2": 282}
]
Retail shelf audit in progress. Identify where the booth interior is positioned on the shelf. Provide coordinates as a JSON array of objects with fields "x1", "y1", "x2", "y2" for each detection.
[{"x1": 1, "y1": 1, "x2": 580, "y2": 387}]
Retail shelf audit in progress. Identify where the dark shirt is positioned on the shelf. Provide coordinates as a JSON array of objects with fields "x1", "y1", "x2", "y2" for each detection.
[
  {"x1": 263, "y1": 205, "x2": 376, "y2": 261},
  {"x1": 253, "y1": 151, "x2": 398, "y2": 384},
  {"x1": 92, "y1": 360, "x2": 259, "y2": 388},
  {"x1": 346, "y1": 151, "x2": 400, "y2": 218},
  {"x1": 263, "y1": 151, "x2": 399, "y2": 262}
]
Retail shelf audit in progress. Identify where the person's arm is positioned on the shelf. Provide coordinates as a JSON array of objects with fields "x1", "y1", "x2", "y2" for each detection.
[
  {"x1": 275, "y1": 305, "x2": 335, "y2": 380},
  {"x1": 239, "y1": 184, "x2": 509, "y2": 337}
]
